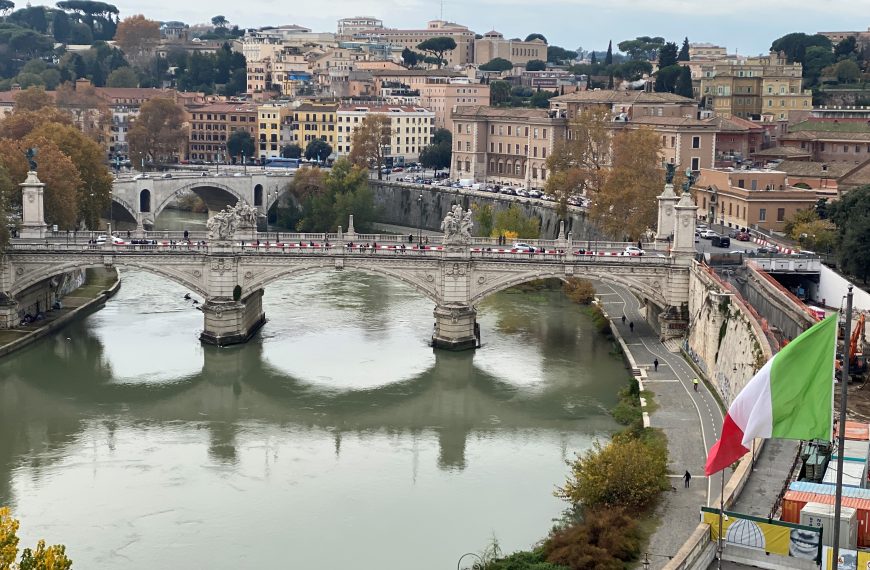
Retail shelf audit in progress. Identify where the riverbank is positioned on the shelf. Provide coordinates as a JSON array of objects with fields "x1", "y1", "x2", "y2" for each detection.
[{"x1": 0, "y1": 267, "x2": 120, "y2": 358}]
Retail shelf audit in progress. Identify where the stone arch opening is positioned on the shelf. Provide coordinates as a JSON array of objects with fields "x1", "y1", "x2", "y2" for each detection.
[
  {"x1": 139, "y1": 189, "x2": 151, "y2": 213},
  {"x1": 254, "y1": 184, "x2": 263, "y2": 207},
  {"x1": 150, "y1": 183, "x2": 247, "y2": 227}
]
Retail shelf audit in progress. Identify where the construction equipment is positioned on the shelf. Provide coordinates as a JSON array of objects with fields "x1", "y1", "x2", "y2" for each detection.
[{"x1": 839, "y1": 314, "x2": 867, "y2": 381}]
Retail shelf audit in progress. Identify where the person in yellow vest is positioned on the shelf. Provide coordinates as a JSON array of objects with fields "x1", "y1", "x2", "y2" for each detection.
[{"x1": 693, "y1": 378, "x2": 699, "y2": 392}]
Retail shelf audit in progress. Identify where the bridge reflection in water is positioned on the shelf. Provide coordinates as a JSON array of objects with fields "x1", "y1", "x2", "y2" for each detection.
[{"x1": 0, "y1": 270, "x2": 624, "y2": 569}]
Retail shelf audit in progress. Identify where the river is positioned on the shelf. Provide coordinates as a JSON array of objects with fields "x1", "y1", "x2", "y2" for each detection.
[{"x1": 0, "y1": 211, "x2": 629, "y2": 569}]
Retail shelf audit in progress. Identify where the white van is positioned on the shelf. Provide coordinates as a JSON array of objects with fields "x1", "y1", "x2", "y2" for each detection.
[{"x1": 458, "y1": 178, "x2": 474, "y2": 188}]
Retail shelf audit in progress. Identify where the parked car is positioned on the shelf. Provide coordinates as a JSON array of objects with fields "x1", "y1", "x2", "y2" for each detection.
[
  {"x1": 700, "y1": 229, "x2": 718, "y2": 239},
  {"x1": 392, "y1": 167, "x2": 404, "y2": 172},
  {"x1": 736, "y1": 231, "x2": 751, "y2": 241},
  {"x1": 728, "y1": 230, "x2": 738, "y2": 238},
  {"x1": 711, "y1": 236, "x2": 731, "y2": 248},
  {"x1": 756, "y1": 247, "x2": 774, "y2": 254}
]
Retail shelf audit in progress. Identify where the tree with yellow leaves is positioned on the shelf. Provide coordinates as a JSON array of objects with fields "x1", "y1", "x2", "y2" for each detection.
[
  {"x1": 0, "y1": 507, "x2": 72, "y2": 570},
  {"x1": 348, "y1": 114, "x2": 391, "y2": 181}
]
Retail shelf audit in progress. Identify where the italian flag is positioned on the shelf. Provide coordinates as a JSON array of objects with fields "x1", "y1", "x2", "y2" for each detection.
[{"x1": 704, "y1": 315, "x2": 838, "y2": 476}]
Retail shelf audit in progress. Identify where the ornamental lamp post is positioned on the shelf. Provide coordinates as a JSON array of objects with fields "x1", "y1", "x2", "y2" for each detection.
[{"x1": 417, "y1": 193, "x2": 423, "y2": 247}]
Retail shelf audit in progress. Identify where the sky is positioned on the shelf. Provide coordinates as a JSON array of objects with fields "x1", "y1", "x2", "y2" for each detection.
[{"x1": 110, "y1": 0, "x2": 870, "y2": 56}]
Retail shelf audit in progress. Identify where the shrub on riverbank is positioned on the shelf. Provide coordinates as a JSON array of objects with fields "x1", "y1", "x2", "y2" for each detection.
[
  {"x1": 610, "y1": 378, "x2": 642, "y2": 427},
  {"x1": 584, "y1": 304, "x2": 611, "y2": 335},
  {"x1": 562, "y1": 278, "x2": 595, "y2": 305},
  {"x1": 0, "y1": 507, "x2": 72, "y2": 569},
  {"x1": 544, "y1": 508, "x2": 643, "y2": 569}
]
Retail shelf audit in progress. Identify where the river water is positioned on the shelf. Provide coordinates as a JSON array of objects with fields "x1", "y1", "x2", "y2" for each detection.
[{"x1": 0, "y1": 209, "x2": 629, "y2": 569}]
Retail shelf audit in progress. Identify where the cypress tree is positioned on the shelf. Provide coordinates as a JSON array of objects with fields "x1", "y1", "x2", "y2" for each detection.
[
  {"x1": 678, "y1": 37, "x2": 690, "y2": 61},
  {"x1": 605, "y1": 40, "x2": 613, "y2": 65}
]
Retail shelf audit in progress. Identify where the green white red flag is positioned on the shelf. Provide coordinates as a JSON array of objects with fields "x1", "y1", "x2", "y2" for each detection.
[{"x1": 704, "y1": 315, "x2": 838, "y2": 476}]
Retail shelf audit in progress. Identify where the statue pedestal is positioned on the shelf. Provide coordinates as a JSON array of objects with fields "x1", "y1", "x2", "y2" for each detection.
[
  {"x1": 19, "y1": 171, "x2": 47, "y2": 240},
  {"x1": 234, "y1": 225, "x2": 257, "y2": 243}
]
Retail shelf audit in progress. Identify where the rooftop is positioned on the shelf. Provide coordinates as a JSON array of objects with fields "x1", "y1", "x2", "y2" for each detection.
[
  {"x1": 451, "y1": 105, "x2": 559, "y2": 120},
  {"x1": 752, "y1": 146, "x2": 813, "y2": 158},
  {"x1": 774, "y1": 160, "x2": 853, "y2": 178},
  {"x1": 551, "y1": 90, "x2": 696, "y2": 105},
  {"x1": 711, "y1": 115, "x2": 766, "y2": 132},
  {"x1": 789, "y1": 120, "x2": 870, "y2": 134},
  {"x1": 338, "y1": 105, "x2": 433, "y2": 113},
  {"x1": 195, "y1": 103, "x2": 258, "y2": 113}
]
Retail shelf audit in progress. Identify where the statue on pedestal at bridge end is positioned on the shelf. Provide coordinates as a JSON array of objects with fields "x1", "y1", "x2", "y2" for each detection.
[{"x1": 441, "y1": 204, "x2": 473, "y2": 245}]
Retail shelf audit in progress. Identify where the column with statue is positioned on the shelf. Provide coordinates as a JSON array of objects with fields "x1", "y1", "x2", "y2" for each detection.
[
  {"x1": 655, "y1": 163, "x2": 680, "y2": 246},
  {"x1": 19, "y1": 148, "x2": 48, "y2": 240}
]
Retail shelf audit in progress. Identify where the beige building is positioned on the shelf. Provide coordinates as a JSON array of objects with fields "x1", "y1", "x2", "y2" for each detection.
[
  {"x1": 689, "y1": 43, "x2": 727, "y2": 61},
  {"x1": 257, "y1": 104, "x2": 293, "y2": 160},
  {"x1": 625, "y1": 116, "x2": 718, "y2": 171},
  {"x1": 188, "y1": 103, "x2": 258, "y2": 163},
  {"x1": 473, "y1": 30, "x2": 546, "y2": 66},
  {"x1": 699, "y1": 52, "x2": 812, "y2": 120},
  {"x1": 692, "y1": 168, "x2": 817, "y2": 231},
  {"x1": 549, "y1": 90, "x2": 699, "y2": 121},
  {"x1": 338, "y1": 16, "x2": 383, "y2": 38},
  {"x1": 292, "y1": 102, "x2": 338, "y2": 148},
  {"x1": 335, "y1": 105, "x2": 435, "y2": 161},
  {"x1": 358, "y1": 20, "x2": 476, "y2": 67},
  {"x1": 450, "y1": 106, "x2": 566, "y2": 189},
  {"x1": 419, "y1": 79, "x2": 490, "y2": 131}
]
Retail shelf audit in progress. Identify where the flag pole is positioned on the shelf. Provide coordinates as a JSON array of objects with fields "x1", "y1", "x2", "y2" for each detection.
[
  {"x1": 718, "y1": 470, "x2": 725, "y2": 569},
  {"x1": 832, "y1": 286, "x2": 854, "y2": 566}
]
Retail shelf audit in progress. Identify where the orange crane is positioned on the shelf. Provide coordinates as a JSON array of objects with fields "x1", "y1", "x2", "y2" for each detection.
[{"x1": 850, "y1": 313, "x2": 867, "y2": 378}]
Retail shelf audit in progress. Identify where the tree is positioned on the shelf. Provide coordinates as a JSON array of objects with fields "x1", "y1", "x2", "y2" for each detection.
[
  {"x1": 226, "y1": 130, "x2": 254, "y2": 163},
  {"x1": 617, "y1": 36, "x2": 665, "y2": 61},
  {"x1": 563, "y1": 277, "x2": 595, "y2": 305},
  {"x1": 658, "y1": 41, "x2": 678, "y2": 68},
  {"x1": 592, "y1": 127, "x2": 662, "y2": 240},
  {"x1": 525, "y1": 33, "x2": 546, "y2": 43},
  {"x1": 545, "y1": 107, "x2": 611, "y2": 216},
  {"x1": 126, "y1": 97, "x2": 187, "y2": 170},
  {"x1": 54, "y1": 81, "x2": 111, "y2": 144},
  {"x1": 493, "y1": 203, "x2": 540, "y2": 239},
  {"x1": 675, "y1": 65, "x2": 693, "y2": 98},
  {"x1": 525, "y1": 59, "x2": 546, "y2": 71},
  {"x1": 287, "y1": 158, "x2": 374, "y2": 232},
  {"x1": 770, "y1": 32, "x2": 832, "y2": 64},
  {"x1": 304, "y1": 139, "x2": 332, "y2": 163},
  {"x1": 113, "y1": 14, "x2": 159, "y2": 65},
  {"x1": 678, "y1": 37, "x2": 690, "y2": 61},
  {"x1": 489, "y1": 80, "x2": 511, "y2": 105},
  {"x1": 401, "y1": 47, "x2": 418, "y2": 68},
  {"x1": 547, "y1": 45, "x2": 577, "y2": 64},
  {"x1": 530, "y1": 90, "x2": 556, "y2": 108},
  {"x1": 106, "y1": 65, "x2": 137, "y2": 87},
  {"x1": 544, "y1": 508, "x2": 643, "y2": 568},
  {"x1": 419, "y1": 128, "x2": 452, "y2": 170},
  {"x1": 0, "y1": 0, "x2": 14, "y2": 18},
  {"x1": 0, "y1": 507, "x2": 72, "y2": 569},
  {"x1": 281, "y1": 143, "x2": 302, "y2": 159},
  {"x1": 828, "y1": 186, "x2": 870, "y2": 283},
  {"x1": 556, "y1": 431, "x2": 668, "y2": 511},
  {"x1": 348, "y1": 114, "x2": 391, "y2": 179},
  {"x1": 803, "y1": 46, "x2": 835, "y2": 86},
  {"x1": 13, "y1": 86, "x2": 52, "y2": 112},
  {"x1": 479, "y1": 57, "x2": 513, "y2": 72},
  {"x1": 654, "y1": 64, "x2": 682, "y2": 93},
  {"x1": 834, "y1": 59, "x2": 860, "y2": 83},
  {"x1": 210, "y1": 15, "x2": 227, "y2": 29},
  {"x1": 590, "y1": 51, "x2": 597, "y2": 65},
  {"x1": 416, "y1": 36, "x2": 456, "y2": 69},
  {"x1": 835, "y1": 36, "x2": 857, "y2": 59}
]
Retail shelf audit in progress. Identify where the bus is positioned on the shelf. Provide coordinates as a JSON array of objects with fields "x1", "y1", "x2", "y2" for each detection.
[{"x1": 264, "y1": 157, "x2": 301, "y2": 169}]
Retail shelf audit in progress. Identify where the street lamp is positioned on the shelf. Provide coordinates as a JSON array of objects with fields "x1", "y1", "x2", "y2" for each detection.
[
  {"x1": 456, "y1": 553, "x2": 485, "y2": 570},
  {"x1": 242, "y1": 150, "x2": 247, "y2": 175},
  {"x1": 417, "y1": 193, "x2": 423, "y2": 247}
]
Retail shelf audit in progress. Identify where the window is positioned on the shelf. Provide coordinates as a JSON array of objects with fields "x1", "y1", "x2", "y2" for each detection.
[
  {"x1": 466, "y1": 124, "x2": 471, "y2": 134},
  {"x1": 692, "y1": 136, "x2": 700, "y2": 149},
  {"x1": 542, "y1": 147, "x2": 547, "y2": 159},
  {"x1": 777, "y1": 208, "x2": 785, "y2": 222},
  {"x1": 457, "y1": 142, "x2": 461, "y2": 151},
  {"x1": 737, "y1": 179, "x2": 745, "y2": 189},
  {"x1": 670, "y1": 136, "x2": 676, "y2": 147},
  {"x1": 759, "y1": 208, "x2": 766, "y2": 221},
  {"x1": 750, "y1": 179, "x2": 757, "y2": 190},
  {"x1": 507, "y1": 126, "x2": 512, "y2": 135},
  {"x1": 691, "y1": 157, "x2": 700, "y2": 171},
  {"x1": 490, "y1": 142, "x2": 494, "y2": 152},
  {"x1": 465, "y1": 141, "x2": 471, "y2": 151},
  {"x1": 456, "y1": 123, "x2": 462, "y2": 133}
]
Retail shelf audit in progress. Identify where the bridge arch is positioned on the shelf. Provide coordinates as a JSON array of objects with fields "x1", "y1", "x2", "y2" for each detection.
[
  {"x1": 139, "y1": 189, "x2": 152, "y2": 213},
  {"x1": 243, "y1": 261, "x2": 441, "y2": 305},
  {"x1": 10, "y1": 259, "x2": 207, "y2": 299},
  {"x1": 150, "y1": 182, "x2": 249, "y2": 224},
  {"x1": 470, "y1": 265, "x2": 670, "y2": 309},
  {"x1": 108, "y1": 194, "x2": 139, "y2": 226}
]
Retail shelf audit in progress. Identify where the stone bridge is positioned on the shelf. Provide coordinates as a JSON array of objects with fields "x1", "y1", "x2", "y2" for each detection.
[
  {"x1": 110, "y1": 172, "x2": 291, "y2": 231},
  {"x1": 3, "y1": 172, "x2": 699, "y2": 349}
]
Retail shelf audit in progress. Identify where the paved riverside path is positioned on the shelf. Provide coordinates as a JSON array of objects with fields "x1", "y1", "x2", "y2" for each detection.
[{"x1": 596, "y1": 282, "x2": 724, "y2": 569}]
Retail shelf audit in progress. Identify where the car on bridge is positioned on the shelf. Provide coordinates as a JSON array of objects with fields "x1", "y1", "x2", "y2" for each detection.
[
  {"x1": 512, "y1": 242, "x2": 536, "y2": 253},
  {"x1": 623, "y1": 246, "x2": 645, "y2": 256},
  {"x1": 95, "y1": 235, "x2": 126, "y2": 245}
]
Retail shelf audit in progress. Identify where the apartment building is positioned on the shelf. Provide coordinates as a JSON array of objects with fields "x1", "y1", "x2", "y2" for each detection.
[
  {"x1": 337, "y1": 16, "x2": 383, "y2": 37},
  {"x1": 692, "y1": 168, "x2": 818, "y2": 231},
  {"x1": 418, "y1": 79, "x2": 490, "y2": 131},
  {"x1": 257, "y1": 104, "x2": 293, "y2": 160},
  {"x1": 292, "y1": 102, "x2": 338, "y2": 147},
  {"x1": 625, "y1": 116, "x2": 718, "y2": 171},
  {"x1": 689, "y1": 43, "x2": 727, "y2": 61},
  {"x1": 356, "y1": 20, "x2": 476, "y2": 67},
  {"x1": 710, "y1": 115, "x2": 766, "y2": 165},
  {"x1": 188, "y1": 103, "x2": 258, "y2": 163},
  {"x1": 449, "y1": 105, "x2": 566, "y2": 189},
  {"x1": 819, "y1": 27, "x2": 870, "y2": 50},
  {"x1": 549, "y1": 90, "x2": 699, "y2": 120},
  {"x1": 779, "y1": 120, "x2": 870, "y2": 164},
  {"x1": 473, "y1": 30, "x2": 547, "y2": 66},
  {"x1": 698, "y1": 52, "x2": 812, "y2": 120},
  {"x1": 335, "y1": 105, "x2": 435, "y2": 161}
]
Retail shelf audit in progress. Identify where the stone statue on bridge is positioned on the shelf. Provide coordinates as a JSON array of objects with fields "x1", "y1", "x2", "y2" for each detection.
[
  {"x1": 441, "y1": 204, "x2": 473, "y2": 245},
  {"x1": 206, "y1": 202, "x2": 258, "y2": 242}
]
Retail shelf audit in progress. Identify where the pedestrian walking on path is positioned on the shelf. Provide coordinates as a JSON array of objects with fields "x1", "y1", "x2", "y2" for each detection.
[
  {"x1": 629, "y1": 321, "x2": 634, "y2": 333},
  {"x1": 684, "y1": 471, "x2": 692, "y2": 488},
  {"x1": 653, "y1": 358, "x2": 659, "y2": 371},
  {"x1": 693, "y1": 378, "x2": 699, "y2": 391},
  {"x1": 621, "y1": 314, "x2": 626, "y2": 324}
]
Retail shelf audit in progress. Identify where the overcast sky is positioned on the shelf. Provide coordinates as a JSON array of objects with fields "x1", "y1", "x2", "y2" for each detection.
[{"x1": 112, "y1": 0, "x2": 869, "y2": 56}]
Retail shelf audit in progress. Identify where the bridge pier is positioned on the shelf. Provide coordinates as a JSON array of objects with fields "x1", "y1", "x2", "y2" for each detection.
[
  {"x1": 200, "y1": 289, "x2": 266, "y2": 347},
  {"x1": 432, "y1": 305, "x2": 478, "y2": 351}
]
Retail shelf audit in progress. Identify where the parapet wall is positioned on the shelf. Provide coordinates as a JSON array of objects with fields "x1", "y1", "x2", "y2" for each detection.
[
  {"x1": 369, "y1": 182, "x2": 591, "y2": 239},
  {"x1": 686, "y1": 262, "x2": 774, "y2": 410}
]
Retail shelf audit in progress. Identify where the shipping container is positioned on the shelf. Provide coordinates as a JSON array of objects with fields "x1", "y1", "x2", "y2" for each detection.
[
  {"x1": 835, "y1": 421, "x2": 870, "y2": 441},
  {"x1": 782, "y1": 491, "x2": 870, "y2": 547},
  {"x1": 790, "y1": 481, "x2": 870, "y2": 500},
  {"x1": 832, "y1": 440, "x2": 870, "y2": 463},
  {"x1": 801, "y1": 502, "x2": 858, "y2": 549},
  {"x1": 822, "y1": 460, "x2": 867, "y2": 488}
]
